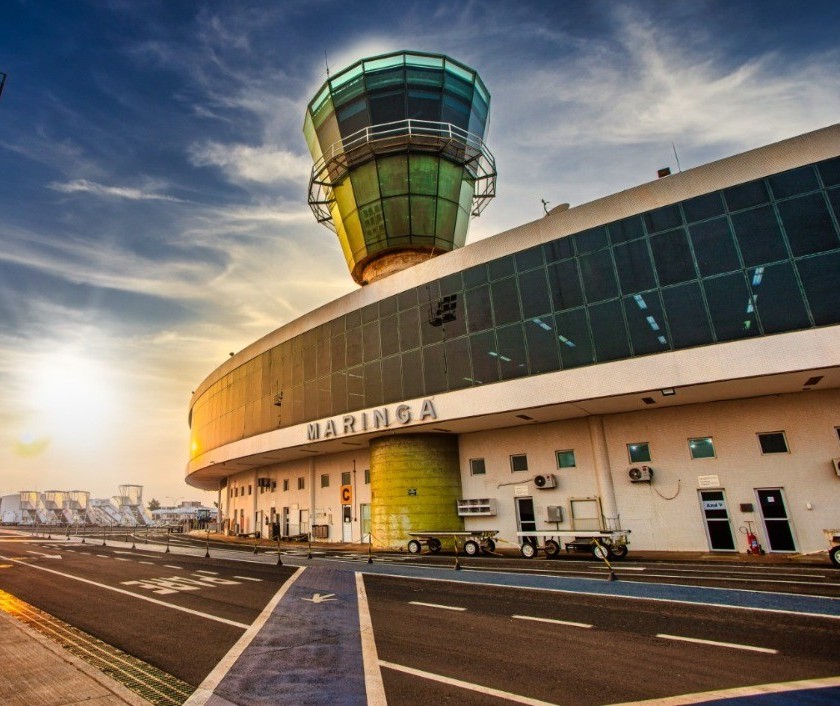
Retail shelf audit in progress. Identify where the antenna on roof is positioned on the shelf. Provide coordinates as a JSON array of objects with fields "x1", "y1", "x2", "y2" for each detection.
[
  {"x1": 541, "y1": 199, "x2": 550, "y2": 216},
  {"x1": 0, "y1": 72, "x2": 7, "y2": 99},
  {"x1": 671, "y1": 142, "x2": 682, "y2": 173},
  {"x1": 325, "y1": 51, "x2": 330, "y2": 79}
]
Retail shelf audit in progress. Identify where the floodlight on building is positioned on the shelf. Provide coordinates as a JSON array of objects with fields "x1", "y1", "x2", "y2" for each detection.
[{"x1": 304, "y1": 51, "x2": 496, "y2": 285}]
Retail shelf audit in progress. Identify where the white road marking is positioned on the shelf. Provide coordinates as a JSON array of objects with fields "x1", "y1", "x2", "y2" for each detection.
[
  {"x1": 656, "y1": 633, "x2": 777, "y2": 654},
  {"x1": 409, "y1": 601, "x2": 466, "y2": 611},
  {"x1": 139, "y1": 561, "x2": 155, "y2": 565},
  {"x1": 380, "y1": 660, "x2": 559, "y2": 706},
  {"x1": 233, "y1": 576, "x2": 262, "y2": 582},
  {"x1": 194, "y1": 570, "x2": 218, "y2": 575},
  {"x1": 25, "y1": 550, "x2": 61, "y2": 559},
  {"x1": 605, "y1": 675, "x2": 840, "y2": 705},
  {"x1": 389, "y1": 573, "x2": 840, "y2": 621},
  {"x1": 96, "y1": 554, "x2": 109, "y2": 558},
  {"x1": 115, "y1": 558, "x2": 131, "y2": 562},
  {"x1": 163, "y1": 565, "x2": 183, "y2": 569},
  {"x1": 356, "y1": 573, "x2": 387, "y2": 706},
  {"x1": 0, "y1": 553, "x2": 249, "y2": 629},
  {"x1": 513, "y1": 614, "x2": 592, "y2": 629},
  {"x1": 183, "y1": 567, "x2": 306, "y2": 705}
]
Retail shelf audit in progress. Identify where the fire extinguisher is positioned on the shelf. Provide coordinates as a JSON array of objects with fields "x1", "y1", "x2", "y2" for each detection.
[{"x1": 739, "y1": 523, "x2": 763, "y2": 555}]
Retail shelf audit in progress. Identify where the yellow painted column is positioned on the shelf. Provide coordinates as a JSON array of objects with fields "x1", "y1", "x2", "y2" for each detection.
[{"x1": 369, "y1": 434, "x2": 463, "y2": 548}]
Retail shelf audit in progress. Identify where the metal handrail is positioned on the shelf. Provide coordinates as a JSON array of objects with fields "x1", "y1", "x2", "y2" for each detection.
[{"x1": 308, "y1": 118, "x2": 496, "y2": 229}]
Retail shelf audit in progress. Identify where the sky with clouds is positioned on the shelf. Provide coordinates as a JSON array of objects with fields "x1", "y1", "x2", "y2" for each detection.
[{"x1": 1, "y1": 0, "x2": 838, "y2": 505}]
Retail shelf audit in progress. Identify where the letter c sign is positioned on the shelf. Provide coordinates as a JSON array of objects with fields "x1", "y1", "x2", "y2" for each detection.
[{"x1": 340, "y1": 485, "x2": 352, "y2": 504}]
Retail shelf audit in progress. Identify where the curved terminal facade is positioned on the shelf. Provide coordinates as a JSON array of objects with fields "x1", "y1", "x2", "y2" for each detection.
[{"x1": 186, "y1": 55, "x2": 840, "y2": 554}]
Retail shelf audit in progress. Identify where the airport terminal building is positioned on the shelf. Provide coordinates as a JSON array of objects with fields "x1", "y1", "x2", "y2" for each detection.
[{"x1": 186, "y1": 51, "x2": 840, "y2": 555}]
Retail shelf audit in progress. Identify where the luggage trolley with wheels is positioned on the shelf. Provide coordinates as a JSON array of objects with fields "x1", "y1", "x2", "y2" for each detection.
[
  {"x1": 516, "y1": 530, "x2": 630, "y2": 560},
  {"x1": 406, "y1": 530, "x2": 499, "y2": 556}
]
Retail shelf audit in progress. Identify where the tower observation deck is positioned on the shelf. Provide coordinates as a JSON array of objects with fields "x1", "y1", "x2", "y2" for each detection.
[{"x1": 304, "y1": 51, "x2": 496, "y2": 284}]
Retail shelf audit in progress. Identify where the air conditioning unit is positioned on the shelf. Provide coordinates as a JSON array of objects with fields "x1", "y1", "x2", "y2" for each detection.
[
  {"x1": 629, "y1": 466, "x2": 653, "y2": 483},
  {"x1": 534, "y1": 474, "x2": 557, "y2": 489},
  {"x1": 832, "y1": 458, "x2": 840, "y2": 477}
]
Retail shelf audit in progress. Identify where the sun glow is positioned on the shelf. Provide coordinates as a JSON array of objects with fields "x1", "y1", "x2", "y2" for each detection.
[{"x1": 26, "y1": 351, "x2": 118, "y2": 445}]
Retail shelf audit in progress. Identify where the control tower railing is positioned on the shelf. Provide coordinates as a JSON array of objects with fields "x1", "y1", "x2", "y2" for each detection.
[{"x1": 308, "y1": 118, "x2": 496, "y2": 229}]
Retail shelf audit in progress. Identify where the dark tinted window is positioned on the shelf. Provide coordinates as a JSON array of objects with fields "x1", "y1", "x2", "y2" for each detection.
[
  {"x1": 422, "y1": 344, "x2": 446, "y2": 394},
  {"x1": 650, "y1": 228, "x2": 696, "y2": 285},
  {"x1": 579, "y1": 250, "x2": 619, "y2": 303},
  {"x1": 689, "y1": 218, "x2": 741, "y2": 276},
  {"x1": 797, "y1": 252, "x2": 840, "y2": 325},
  {"x1": 463, "y1": 264, "x2": 487, "y2": 288},
  {"x1": 724, "y1": 180, "x2": 769, "y2": 211},
  {"x1": 497, "y1": 324, "x2": 528, "y2": 380},
  {"x1": 758, "y1": 432, "x2": 788, "y2": 454},
  {"x1": 589, "y1": 300, "x2": 630, "y2": 362},
  {"x1": 731, "y1": 206, "x2": 788, "y2": 267},
  {"x1": 613, "y1": 239, "x2": 656, "y2": 293},
  {"x1": 555, "y1": 308, "x2": 594, "y2": 368},
  {"x1": 769, "y1": 166, "x2": 819, "y2": 199},
  {"x1": 491, "y1": 277, "x2": 521, "y2": 325},
  {"x1": 465, "y1": 285, "x2": 493, "y2": 332},
  {"x1": 644, "y1": 204, "x2": 682, "y2": 234},
  {"x1": 547, "y1": 260, "x2": 584, "y2": 310},
  {"x1": 683, "y1": 192, "x2": 725, "y2": 222},
  {"x1": 777, "y1": 193, "x2": 839, "y2": 256},
  {"x1": 445, "y1": 337, "x2": 472, "y2": 390},
  {"x1": 662, "y1": 282, "x2": 713, "y2": 347},
  {"x1": 623, "y1": 293, "x2": 669, "y2": 355},
  {"x1": 703, "y1": 273, "x2": 759, "y2": 341},
  {"x1": 488, "y1": 255, "x2": 515, "y2": 280},
  {"x1": 543, "y1": 237, "x2": 574, "y2": 262},
  {"x1": 401, "y1": 350, "x2": 424, "y2": 398},
  {"x1": 515, "y1": 246, "x2": 544, "y2": 272},
  {"x1": 749, "y1": 263, "x2": 811, "y2": 334},
  {"x1": 518, "y1": 268, "x2": 552, "y2": 318},
  {"x1": 381, "y1": 355, "x2": 402, "y2": 402},
  {"x1": 573, "y1": 226, "x2": 609, "y2": 254},
  {"x1": 399, "y1": 307, "x2": 420, "y2": 351},
  {"x1": 469, "y1": 331, "x2": 500, "y2": 384},
  {"x1": 524, "y1": 317, "x2": 561, "y2": 374},
  {"x1": 608, "y1": 215, "x2": 645, "y2": 244},
  {"x1": 817, "y1": 156, "x2": 840, "y2": 187}
]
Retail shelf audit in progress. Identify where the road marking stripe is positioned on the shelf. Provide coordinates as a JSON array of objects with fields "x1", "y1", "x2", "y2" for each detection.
[
  {"x1": 194, "y1": 570, "x2": 218, "y2": 575},
  {"x1": 380, "y1": 660, "x2": 559, "y2": 706},
  {"x1": 115, "y1": 558, "x2": 131, "y2": 562},
  {"x1": 0, "y1": 553, "x2": 249, "y2": 629},
  {"x1": 96, "y1": 554, "x2": 109, "y2": 558},
  {"x1": 656, "y1": 633, "x2": 777, "y2": 654},
  {"x1": 232, "y1": 576, "x2": 262, "y2": 582},
  {"x1": 409, "y1": 601, "x2": 466, "y2": 611},
  {"x1": 183, "y1": 566, "x2": 306, "y2": 705},
  {"x1": 356, "y1": 573, "x2": 387, "y2": 705},
  {"x1": 605, "y1": 675, "x2": 840, "y2": 705},
  {"x1": 164, "y1": 565, "x2": 183, "y2": 569},
  {"x1": 513, "y1": 614, "x2": 592, "y2": 628},
  {"x1": 139, "y1": 561, "x2": 154, "y2": 565},
  {"x1": 385, "y1": 573, "x2": 840, "y2": 621}
]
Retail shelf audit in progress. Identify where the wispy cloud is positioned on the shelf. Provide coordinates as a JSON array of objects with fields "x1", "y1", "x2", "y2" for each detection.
[
  {"x1": 49, "y1": 179, "x2": 187, "y2": 202},
  {"x1": 188, "y1": 142, "x2": 311, "y2": 185}
]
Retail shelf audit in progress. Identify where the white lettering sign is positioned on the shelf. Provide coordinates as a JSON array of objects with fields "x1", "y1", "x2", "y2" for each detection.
[{"x1": 306, "y1": 399, "x2": 437, "y2": 441}]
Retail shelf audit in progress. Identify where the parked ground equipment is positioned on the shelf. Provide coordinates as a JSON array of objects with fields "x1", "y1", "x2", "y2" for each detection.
[
  {"x1": 406, "y1": 530, "x2": 499, "y2": 556},
  {"x1": 516, "y1": 529, "x2": 630, "y2": 560}
]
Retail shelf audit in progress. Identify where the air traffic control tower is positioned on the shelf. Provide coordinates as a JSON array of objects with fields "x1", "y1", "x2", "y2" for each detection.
[
  {"x1": 304, "y1": 51, "x2": 496, "y2": 544},
  {"x1": 304, "y1": 51, "x2": 496, "y2": 285}
]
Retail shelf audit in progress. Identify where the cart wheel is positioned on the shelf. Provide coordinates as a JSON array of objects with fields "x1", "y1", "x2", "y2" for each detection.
[
  {"x1": 407, "y1": 539, "x2": 422, "y2": 554},
  {"x1": 608, "y1": 544, "x2": 628, "y2": 561},
  {"x1": 544, "y1": 539, "x2": 560, "y2": 558},
  {"x1": 520, "y1": 542, "x2": 537, "y2": 559},
  {"x1": 463, "y1": 540, "x2": 479, "y2": 556},
  {"x1": 481, "y1": 538, "x2": 496, "y2": 554},
  {"x1": 428, "y1": 537, "x2": 442, "y2": 553},
  {"x1": 830, "y1": 545, "x2": 840, "y2": 568}
]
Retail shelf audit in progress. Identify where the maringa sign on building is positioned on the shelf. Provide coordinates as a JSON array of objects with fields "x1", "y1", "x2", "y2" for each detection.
[{"x1": 306, "y1": 399, "x2": 438, "y2": 441}]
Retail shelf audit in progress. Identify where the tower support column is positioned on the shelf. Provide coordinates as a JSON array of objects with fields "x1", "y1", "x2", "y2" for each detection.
[{"x1": 369, "y1": 434, "x2": 463, "y2": 548}]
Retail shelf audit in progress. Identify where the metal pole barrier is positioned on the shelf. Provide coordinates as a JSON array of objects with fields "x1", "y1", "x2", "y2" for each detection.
[
  {"x1": 307, "y1": 532, "x2": 312, "y2": 560},
  {"x1": 253, "y1": 532, "x2": 259, "y2": 555},
  {"x1": 81, "y1": 524, "x2": 86, "y2": 544},
  {"x1": 102, "y1": 523, "x2": 107, "y2": 547},
  {"x1": 276, "y1": 528, "x2": 283, "y2": 566},
  {"x1": 367, "y1": 531, "x2": 373, "y2": 564},
  {"x1": 205, "y1": 527, "x2": 210, "y2": 559},
  {"x1": 131, "y1": 529, "x2": 136, "y2": 550},
  {"x1": 165, "y1": 528, "x2": 171, "y2": 554},
  {"x1": 454, "y1": 538, "x2": 461, "y2": 571}
]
